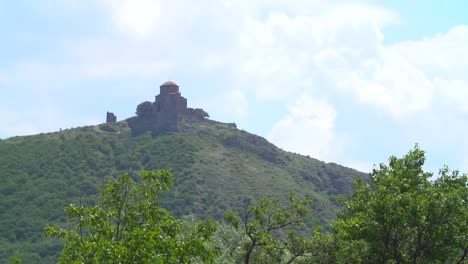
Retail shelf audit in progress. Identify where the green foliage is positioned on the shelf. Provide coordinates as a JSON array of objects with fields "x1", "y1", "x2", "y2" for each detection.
[
  {"x1": 0, "y1": 121, "x2": 363, "y2": 262},
  {"x1": 8, "y1": 255, "x2": 22, "y2": 264},
  {"x1": 210, "y1": 222, "x2": 246, "y2": 263},
  {"x1": 225, "y1": 195, "x2": 317, "y2": 264},
  {"x1": 333, "y1": 145, "x2": 468, "y2": 263},
  {"x1": 1, "y1": 122, "x2": 465, "y2": 264},
  {"x1": 45, "y1": 170, "x2": 217, "y2": 264}
]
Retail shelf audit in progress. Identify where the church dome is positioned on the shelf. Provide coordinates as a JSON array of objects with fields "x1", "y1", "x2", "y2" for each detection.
[{"x1": 161, "y1": 81, "x2": 178, "y2": 86}]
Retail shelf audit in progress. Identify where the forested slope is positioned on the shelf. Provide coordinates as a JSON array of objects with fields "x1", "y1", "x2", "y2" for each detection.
[{"x1": 0, "y1": 121, "x2": 366, "y2": 263}]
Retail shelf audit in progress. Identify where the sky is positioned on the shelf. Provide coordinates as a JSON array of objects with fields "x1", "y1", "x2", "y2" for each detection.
[{"x1": 1, "y1": 0, "x2": 468, "y2": 174}]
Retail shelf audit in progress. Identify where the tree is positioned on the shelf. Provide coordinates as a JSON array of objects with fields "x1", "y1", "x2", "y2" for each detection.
[
  {"x1": 333, "y1": 145, "x2": 468, "y2": 263},
  {"x1": 7, "y1": 256, "x2": 22, "y2": 264},
  {"x1": 45, "y1": 170, "x2": 218, "y2": 264},
  {"x1": 208, "y1": 221, "x2": 247, "y2": 264},
  {"x1": 136, "y1": 101, "x2": 153, "y2": 117},
  {"x1": 225, "y1": 194, "x2": 315, "y2": 264}
]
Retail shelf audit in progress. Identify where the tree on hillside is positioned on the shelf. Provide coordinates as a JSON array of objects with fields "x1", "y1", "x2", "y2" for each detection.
[
  {"x1": 225, "y1": 194, "x2": 319, "y2": 264},
  {"x1": 333, "y1": 145, "x2": 468, "y2": 263},
  {"x1": 45, "y1": 170, "x2": 218, "y2": 264}
]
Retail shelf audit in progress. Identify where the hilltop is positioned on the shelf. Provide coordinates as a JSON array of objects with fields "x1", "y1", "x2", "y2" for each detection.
[{"x1": 0, "y1": 82, "x2": 366, "y2": 263}]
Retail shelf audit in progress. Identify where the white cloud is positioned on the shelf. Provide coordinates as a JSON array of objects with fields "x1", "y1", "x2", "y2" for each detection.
[
  {"x1": 66, "y1": 0, "x2": 465, "y2": 122},
  {"x1": 334, "y1": 25, "x2": 468, "y2": 119},
  {"x1": 340, "y1": 48, "x2": 435, "y2": 118},
  {"x1": 226, "y1": 4, "x2": 399, "y2": 101},
  {"x1": 386, "y1": 25, "x2": 468, "y2": 115},
  {"x1": 5, "y1": 0, "x2": 468, "y2": 171},
  {"x1": 436, "y1": 79, "x2": 468, "y2": 113},
  {"x1": 45, "y1": 1, "x2": 403, "y2": 100},
  {"x1": 227, "y1": 4, "x2": 467, "y2": 122},
  {"x1": 83, "y1": 62, "x2": 169, "y2": 79},
  {"x1": 390, "y1": 26, "x2": 468, "y2": 78},
  {"x1": 36, "y1": 0, "x2": 466, "y2": 122},
  {"x1": 103, "y1": 0, "x2": 161, "y2": 36},
  {"x1": 355, "y1": 33, "x2": 466, "y2": 120},
  {"x1": 8, "y1": 61, "x2": 170, "y2": 83},
  {"x1": 204, "y1": 89, "x2": 249, "y2": 122},
  {"x1": 268, "y1": 95, "x2": 339, "y2": 161}
]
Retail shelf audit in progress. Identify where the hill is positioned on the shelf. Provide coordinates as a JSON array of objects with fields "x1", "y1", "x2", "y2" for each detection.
[
  {"x1": 0, "y1": 82, "x2": 366, "y2": 263},
  {"x1": 0, "y1": 121, "x2": 366, "y2": 263}
]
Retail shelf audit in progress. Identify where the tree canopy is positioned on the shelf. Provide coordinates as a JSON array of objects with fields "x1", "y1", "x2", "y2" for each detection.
[
  {"x1": 225, "y1": 194, "x2": 313, "y2": 264},
  {"x1": 333, "y1": 145, "x2": 468, "y2": 263},
  {"x1": 45, "y1": 170, "x2": 218, "y2": 264},
  {"x1": 43, "y1": 146, "x2": 467, "y2": 264}
]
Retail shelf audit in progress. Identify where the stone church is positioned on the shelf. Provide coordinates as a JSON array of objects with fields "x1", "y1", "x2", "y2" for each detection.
[{"x1": 122, "y1": 81, "x2": 210, "y2": 135}]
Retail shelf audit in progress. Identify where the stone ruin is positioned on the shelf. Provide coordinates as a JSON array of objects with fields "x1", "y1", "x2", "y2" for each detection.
[
  {"x1": 106, "y1": 112, "x2": 117, "y2": 123},
  {"x1": 125, "y1": 81, "x2": 210, "y2": 135}
]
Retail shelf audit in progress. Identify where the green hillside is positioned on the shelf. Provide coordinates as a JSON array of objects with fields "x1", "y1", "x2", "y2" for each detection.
[{"x1": 0, "y1": 120, "x2": 366, "y2": 263}]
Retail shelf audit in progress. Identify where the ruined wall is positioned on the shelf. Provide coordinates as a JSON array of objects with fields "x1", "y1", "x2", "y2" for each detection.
[{"x1": 106, "y1": 112, "x2": 117, "y2": 123}]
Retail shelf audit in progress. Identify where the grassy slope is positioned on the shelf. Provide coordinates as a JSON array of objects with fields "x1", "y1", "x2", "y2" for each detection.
[{"x1": 0, "y1": 121, "x2": 366, "y2": 263}]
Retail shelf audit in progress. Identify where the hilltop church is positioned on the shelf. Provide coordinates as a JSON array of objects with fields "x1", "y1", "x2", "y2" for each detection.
[{"x1": 111, "y1": 81, "x2": 210, "y2": 135}]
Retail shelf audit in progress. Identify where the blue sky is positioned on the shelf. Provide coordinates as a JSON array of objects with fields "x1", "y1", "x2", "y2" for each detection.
[{"x1": 1, "y1": 0, "x2": 467, "y2": 173}]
